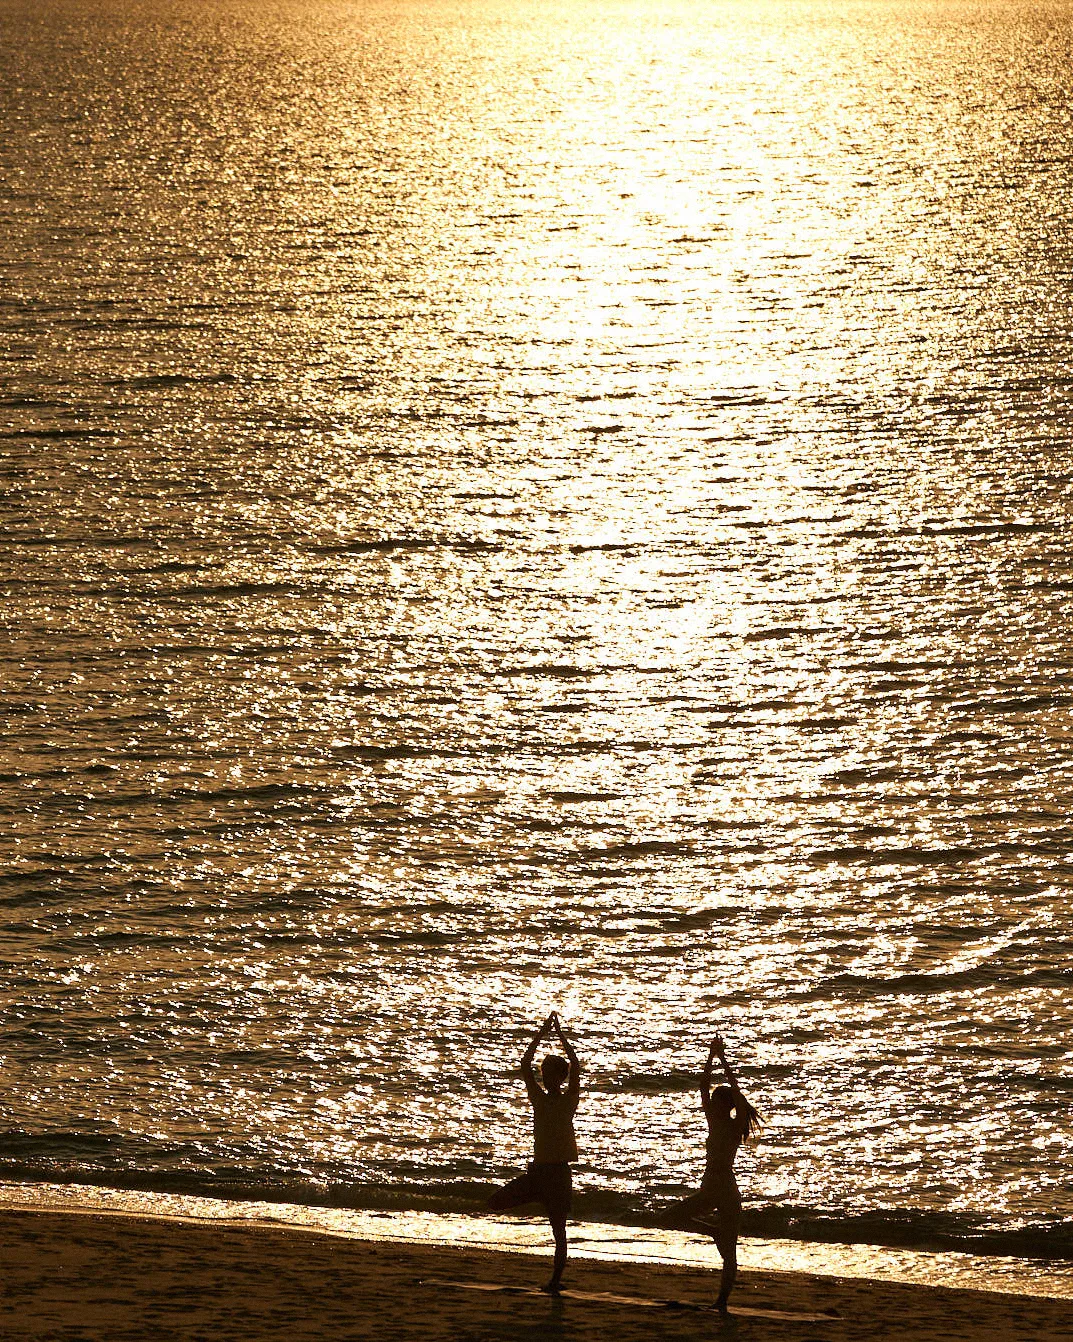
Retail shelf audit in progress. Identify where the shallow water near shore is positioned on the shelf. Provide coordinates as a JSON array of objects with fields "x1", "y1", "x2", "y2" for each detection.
[
  {"x1": 2, "y1": 0, "x2": 1073, "y2": 1266},
  {"x1": 3, "y1": 1182, "x2": 1072, "y2": 1301}
]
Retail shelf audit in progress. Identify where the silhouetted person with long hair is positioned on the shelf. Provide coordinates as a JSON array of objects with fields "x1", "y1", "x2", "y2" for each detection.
[
  {"x1": 659, "y1": 1033, "x2": 760, "y2": 1313},
  {"x1": 486, "y1": 1012, "x2": 580, "y2": 1293}
]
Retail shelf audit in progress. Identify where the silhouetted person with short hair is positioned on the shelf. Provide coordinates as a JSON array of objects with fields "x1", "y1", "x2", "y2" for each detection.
[
  {"x1": 486, "y1": 1012, "x2": 580, "y2": 1293},
  {"x1": 659, "y1": 1033, "x2": 761, "y2": 1313}
]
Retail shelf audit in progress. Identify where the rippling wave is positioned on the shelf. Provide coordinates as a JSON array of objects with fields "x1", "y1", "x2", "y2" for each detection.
[{"x1": 2, "y1": 0, "x2": 1072, "y2": 1270}]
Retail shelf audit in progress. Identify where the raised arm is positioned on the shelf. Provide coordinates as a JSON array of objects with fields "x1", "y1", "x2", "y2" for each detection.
[
  {"x1": 713, "y1": 1034, "x2": 741, "y2": 1098},
  {"x1": 522, "y1": 1014, "x2": 554, "y2": 1099},
  {"x1": 552, "y1": 1013, "x2": 581, "y2": 1105},
  {"x1": 713, "y1": 1033, "x2": 759, "y2": 1140},
  {"x1": 700, "y1": 1037, "x2": 719, "y2": 1112}
]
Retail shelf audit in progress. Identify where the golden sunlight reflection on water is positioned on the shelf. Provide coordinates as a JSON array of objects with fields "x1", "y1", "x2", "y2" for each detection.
[{"x1": 0, "y1": 0, "x2": 1072, "y2": 1263}]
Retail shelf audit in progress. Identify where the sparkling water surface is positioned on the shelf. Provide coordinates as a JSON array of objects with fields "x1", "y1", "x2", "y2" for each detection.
[{"x1": 2, "y1": 0, "x2": 1072, "y2": 1262}]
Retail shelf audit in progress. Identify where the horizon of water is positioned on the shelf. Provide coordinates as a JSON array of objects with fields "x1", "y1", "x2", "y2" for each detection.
[{"x1": 2, "y1": 0, "x2": 1073, "y2": 1274}]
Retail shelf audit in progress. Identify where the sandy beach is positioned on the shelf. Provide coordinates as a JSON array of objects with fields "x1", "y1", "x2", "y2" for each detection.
[{"x1": 2, "y1": 1208, "x2": 1070, "y2": 1342}]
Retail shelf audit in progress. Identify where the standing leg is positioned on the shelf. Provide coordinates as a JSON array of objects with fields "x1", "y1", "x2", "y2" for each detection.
[
  {"x1": 712, "y1": 1196, "x2": 742, "y2": 1313},
  {"x1": 713, "y1": 1228, "x2": 737, "y2": 1312},
  {"x1": 545, "y1": 1213, "x2": 568, "y2": 1294},
  {"x1": 542, "y1": 1164, "x2": 572, "y2": 1293}
]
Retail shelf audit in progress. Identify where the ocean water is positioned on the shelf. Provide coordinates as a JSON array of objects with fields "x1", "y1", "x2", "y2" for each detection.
[{"x1": 2, "y1": 0, "x2": 1072, "y2": 1272}]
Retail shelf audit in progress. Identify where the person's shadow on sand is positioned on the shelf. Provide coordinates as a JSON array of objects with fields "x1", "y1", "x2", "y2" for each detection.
[
  {"x1": 502, "y1": 1294, "x2": 747, "y2": 1340},
  {"x1": 505, "y1": 1293, "x2": 565, "y2": 1339}
]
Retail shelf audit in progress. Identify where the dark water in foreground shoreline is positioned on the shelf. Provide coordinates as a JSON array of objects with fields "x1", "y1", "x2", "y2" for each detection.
[{"x1": 2, "y1": 0, "x2": 1073, "y2": 1267}]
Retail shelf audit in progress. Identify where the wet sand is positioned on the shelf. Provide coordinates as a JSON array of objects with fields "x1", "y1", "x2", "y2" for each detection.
[{"x1": 1, "y1": 1207, "x2": 1071, "y2": 1341}]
